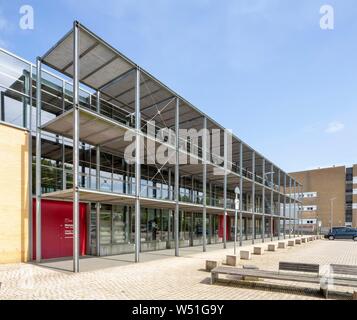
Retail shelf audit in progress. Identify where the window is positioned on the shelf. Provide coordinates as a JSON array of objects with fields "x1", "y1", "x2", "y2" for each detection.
[
  {"x1": 303, "y1": 205, "x2": 317, "y2": 211},
  {"x1": 112, "y1": 206, "x2": 127, "y2": 244},
  {"x1": 100, "y1": 205, "x2": 112, "y2": 245},
  {"x1": 303, "y1": 192, "x2": 317, "y2": 198}
]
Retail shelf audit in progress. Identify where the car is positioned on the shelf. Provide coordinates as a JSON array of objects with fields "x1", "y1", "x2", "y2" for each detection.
[{"x1": 327, "y1": 227, "x2": 357, "y2": 241}]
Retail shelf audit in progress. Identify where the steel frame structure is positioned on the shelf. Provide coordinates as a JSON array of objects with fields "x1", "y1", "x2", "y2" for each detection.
[{"x1": 28, "y1": 21, "x2": 304, "y2": 272}]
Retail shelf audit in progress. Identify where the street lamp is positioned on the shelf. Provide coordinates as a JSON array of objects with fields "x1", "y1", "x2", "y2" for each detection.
[
  {"x1": 330, "y1": 197, "x2": 336, "y2": 231},
  {"x1": 234, "y1": 186, "x2": 240, "y2": 255}
]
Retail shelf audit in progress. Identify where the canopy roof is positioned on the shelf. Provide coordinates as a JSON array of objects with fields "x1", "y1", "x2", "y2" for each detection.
[{"x1": 40, "y1": 21, "x2": 298, "y2": 186}]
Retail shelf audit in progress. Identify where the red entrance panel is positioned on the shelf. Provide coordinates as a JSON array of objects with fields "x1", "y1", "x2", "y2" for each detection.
[
  {"x1": 218, "y1": 214, "x2": 231, "y2": 241},
  {"x1": 32, "y1": 199, "x2": 87, "y2": 260}
]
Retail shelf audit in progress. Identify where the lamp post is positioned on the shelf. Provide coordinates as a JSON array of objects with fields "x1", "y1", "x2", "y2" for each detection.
[
  {"x1": 234, "y1": 186, "x2": 240, "y2": 255},
  {"x1": 330, "y1": 197, "x2": 336, "y2": 231}
]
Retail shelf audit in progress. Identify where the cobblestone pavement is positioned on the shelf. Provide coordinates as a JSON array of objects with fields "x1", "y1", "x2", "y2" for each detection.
[{"x1": 0, "y1": 238, "x2": 356, "y2": 300}]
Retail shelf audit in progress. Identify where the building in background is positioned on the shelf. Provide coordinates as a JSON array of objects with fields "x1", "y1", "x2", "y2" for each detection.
[
  {"x1": 0, "y1": 21, "x2": 301, "y2": 269},
  {"x1": 290, "y1": 165, "x2": 357, "y2": 234}
]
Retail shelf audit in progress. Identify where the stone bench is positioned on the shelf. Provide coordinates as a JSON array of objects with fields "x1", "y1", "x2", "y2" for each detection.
[
  {"x1": 206, "y1": 260, "x2": 220, "y2": 272},
  {"x1": 295, "y1": 238, "x2": 302, "y2": 245},
  {"x1": 253, "y1": 246, "x2": 264, "y2": 255},
  {"x1": 226, "y1": 255, "x2": 238, "y2": 266},
  {"x1": 267, "y1": 244, "x2": 276, "y2": 252},
  {"x1": 278, "y1": 241, "x2": 287, "y2": 249},
  {"x1": 301, "y1": 238, "x2": 307, "y2": 243},
  {"x1": 288, "y1": 240, "x2": 295, "y2": 246},
  {"x1": 240, "y1": 250, "x2": 251, "y2": 260}
]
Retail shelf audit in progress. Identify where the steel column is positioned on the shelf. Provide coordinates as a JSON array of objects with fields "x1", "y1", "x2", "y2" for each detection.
[
  {"x1": 134, "y1": 67, "x2": 141, "y2": 262},
  {"x1": 35, "y1": 57, "x2": 42, "y2": 263},
  {"x1": 168, "y1": 168, "x2": 172, "y2": 246},
  {"x1": 97, "y1": 91, "x2": 101, "y2": 113},
  {"x1": 270, "y1": 164, "x2": 274, "y2": 241},
  {"x1": 223, "y1": 130, "x2": 228, "y2": 249},
  {"x1": 239, "y1": 142, "x2": 243, "y2": 246},
  {"x1": 277, "y1": 170, "x2": 281, "y2": 240},
  {"x1": 283, "y1": 174, "x2": 286, "y2": 239},
  {"x1": 0, "y1": 92, "x2": 4, "y2": 121},
  {"x1": 294, "y1": 180, "x2": 297, "y2": 237},
  {"x1": 72, "y1": 21, "x2": 80, "y2": 273},
  {"x1": 262, "y1": 158, "x2": 265, "y2": 242},
  {"x1": 96, "y1": 145, "x2": 101, "y2": 256},
  {"x1": 289, "y1": 177, "x2": 292, "y2": 238},
  {"x1": 252, "y1": 151, "x2": 255, "y2": 244},
  {"x1": 202, "y1": 117, "x2": 207, "y2": 252},
  {"x1": 27, "y1": 64, "x2": 33, "y2": 260},
  {"x1": 299, "y1": 184, "x2": 303, "y2": 236},
  {"x1": 174, "y1": 97, "x2": 180, "y2": 256}
]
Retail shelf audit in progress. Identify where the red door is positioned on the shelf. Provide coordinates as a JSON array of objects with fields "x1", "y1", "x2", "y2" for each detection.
[
  {"x1": 32, "y1": 199, "x2": 87, "y2": 260},
  {"x1": 218, "y1": 214, "x2": 231, "y2": 240}
]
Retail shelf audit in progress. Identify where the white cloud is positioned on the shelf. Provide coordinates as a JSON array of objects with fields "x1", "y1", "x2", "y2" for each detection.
[
  {"x1": 0, "y1": 39, "x2": 7, "y2": 48},
  {"x1": 325, "y1": 121, "x2": 345, "y2": 133},
  {"x1": 0, "y1": 11, "x2": 7, "y2": 30},
  {"x1": 0, "y1": 10, "x2": 8, "y2": 48}
]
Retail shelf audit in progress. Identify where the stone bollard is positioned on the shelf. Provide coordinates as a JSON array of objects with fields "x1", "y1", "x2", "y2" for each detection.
[
  {"x1": 253, "y1": 246, "x2": 264, "y2": 255},
  {"x1": 206, "y1": 260, "x2": 220, "y2": 272},
  {"x1": 278, "y1": 242, "x2": 287, "y2": 249},
  {"x1": 268, "y1": 244, "x2": 276, "y2": 252},
  {"x1": 288, "y1": 240, "x2": 295, "y2": 246},
  {"x1": 226, "y1": 255, "x2": 238, "y2": 266},
  {"x1": 240, "y1": 250, "x2": 252, "y2": 260}
]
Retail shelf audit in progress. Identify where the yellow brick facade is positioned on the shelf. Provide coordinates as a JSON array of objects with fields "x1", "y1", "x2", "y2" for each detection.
[{"x1": 0, "y1": 123, "x2": 30, "y2": 263}]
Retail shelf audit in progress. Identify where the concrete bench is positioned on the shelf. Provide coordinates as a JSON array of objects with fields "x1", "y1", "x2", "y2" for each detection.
[
  {"x1": 288, "y1": 240, "x2": 295, "y2": 246},
  {"x1": 267, "y1": 244, "x2": 276, "y2": 251},
  {"x1": 253, "y1": 246, "x2": 264, "y2": 255},
  {"x1": 240, "y1": 250, "x2": 251, "y2": 260},
  {"x1": 323, "y1": 264, "x2": 357, "y2": 298},
  {"x1": 301, "y1": 238, "x2": 307, "y2": 243},
  {"x1": 206, "y1": 260, "x2": 220, "y2": 272},
  {"x1": 226, "y1": 255, "x2": 238, "y2": 266},
  {"x1": 210, "y1": 262, "x2": 320, "y2": 287},
  {"x1": 295, "y1": 238, "x2": 302, "y2": 245},
  {"x1": 278, "y1": 242, "x2": 287, "y2": 249}
]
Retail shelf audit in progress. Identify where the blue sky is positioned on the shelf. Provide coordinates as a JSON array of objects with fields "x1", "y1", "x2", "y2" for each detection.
[{"x1": 0, "y1": 0, "x2": 356, "y2": 172}]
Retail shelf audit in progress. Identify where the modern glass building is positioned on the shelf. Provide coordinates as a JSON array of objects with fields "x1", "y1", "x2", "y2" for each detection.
[{"x1": 0, "y1": 21, "x2": 302, "y2": 271}]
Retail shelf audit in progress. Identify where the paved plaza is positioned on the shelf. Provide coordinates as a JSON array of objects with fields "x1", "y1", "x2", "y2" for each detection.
[{"x1": 0, "y1": 238, "x2": 356, "y2": 300}]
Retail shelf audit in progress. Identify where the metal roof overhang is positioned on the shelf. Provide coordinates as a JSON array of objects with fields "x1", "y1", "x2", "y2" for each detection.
[
  {"x1": 40, "y1": 21, "x2": 296, "y2": 185},
  {"x1": 41, "y1": 107, "x2": 131, "y2": 154},
  {"x1": 41, "y1": 188, "x2": 232, "y2": 214},
  {"x1": 40, "y1": 106, "x2": 235, "y2": 181}
]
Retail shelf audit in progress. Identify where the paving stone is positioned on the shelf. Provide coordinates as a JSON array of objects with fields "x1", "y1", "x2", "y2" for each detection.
[{"x1": 0, "y1": 239, "x2": 355, "y2": 300}]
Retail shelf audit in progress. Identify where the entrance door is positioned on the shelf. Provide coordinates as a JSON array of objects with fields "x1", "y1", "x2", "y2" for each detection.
[{"x1": 32, "y1": 199, "x2": 88, "y2": 260}]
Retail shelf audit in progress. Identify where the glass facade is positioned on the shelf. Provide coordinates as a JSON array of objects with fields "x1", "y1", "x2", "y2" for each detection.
[{"x1": 0, "y1": 47, "x2": 301, "y2": 258}]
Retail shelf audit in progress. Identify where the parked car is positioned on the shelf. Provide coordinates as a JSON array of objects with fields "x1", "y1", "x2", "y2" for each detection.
[{"x1": 326, "y1": 227, "x2": 357, "y2": 241}]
